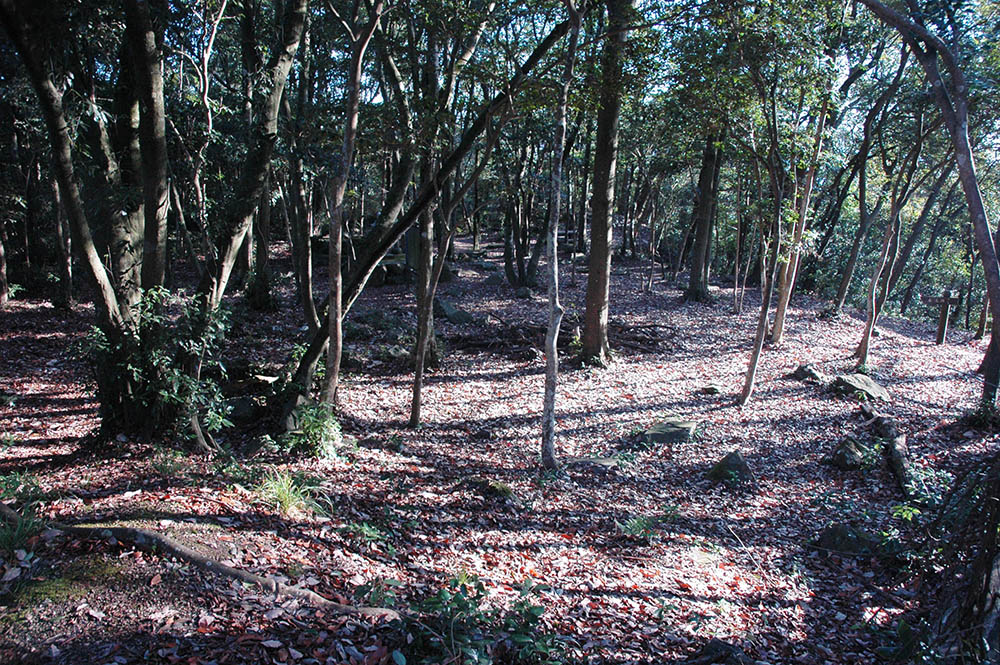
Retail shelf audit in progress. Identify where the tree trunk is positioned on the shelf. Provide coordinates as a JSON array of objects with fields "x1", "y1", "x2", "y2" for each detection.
[
  {"x1": 582, "y1": 0, "x2": 631, "y2": 365},
  {"x1": 124, "y1": 0, "x2": 169, "y2": 291},
  {"x1": 771, "y1": 98, "x2": 828, "y2": 344},
  {"x1": 51, "y1": 173, "x2": 73, "y2": 308},
  {"x1": 686, "y1": 135, "x2": 720, "y2": 302},
  {"x1": 542, "y1": 1, "x2": 580, "y2": 470}
]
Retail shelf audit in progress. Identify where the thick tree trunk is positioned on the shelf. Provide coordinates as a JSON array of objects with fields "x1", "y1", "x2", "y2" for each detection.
[
  {"x1": 686, "y1": 135, "x2": 720, "y2": 302},
  {"x1": 124, "y1": 0, "x2": 169, "y2": 291},
  {"x1": 582, "y1": 0, "x2": 631, "y2": 364}
]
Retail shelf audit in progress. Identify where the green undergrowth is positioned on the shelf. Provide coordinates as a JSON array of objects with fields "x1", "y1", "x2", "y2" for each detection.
[{"x1": 370, "y1": 574, "x2": 566, "y2": 665}]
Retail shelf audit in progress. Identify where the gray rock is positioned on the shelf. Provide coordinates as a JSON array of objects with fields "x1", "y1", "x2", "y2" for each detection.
[
  {"x1": 384, "y1": 345, "x2": 411, "y2": 362},
  {"x1": 434, "y1": 297, "x2": 475, "y2": 325},
  {"x1": 225, "y1": 396, "x2": 260, "y2": 426},
  {"x1": 832, "y1": 373, "x2": 890, "y2": 401},
  {"x1": 707, "y1": 451, "x2": 754, "y2": 486},
  {"x1": 699, "y1": 384, "x2": 723, "y2": 395},
  {"x1": 515, "y1": 286, "x2": 532, "y2": 299},
  {"x1": 644, "y1": 419, "x2": 701, "y2": 445},
  {"x1": 438, "y1": 263, "x2": 456, "y2": 283},
  {"x1": 823, "y1": 437, "x2": 870, "y2": 470},
  {"x1": 280, "y1": 394, "x2": 311, "y2": 433},
  {"x1": 456, "y1": 476, "x2": 519, "y2": 505},
  {"x1": 484, "y1": 274, "x2": 505, "y2": 286},
  {"x1": 684, "y1": 638, "x2": 755, "y2": 665},
  {"x1": 811, "y1": 523, "x2": 881, "y2": 556},
  {"x1": 790, "y1": 363, "x2": 827, "y2": 384}
]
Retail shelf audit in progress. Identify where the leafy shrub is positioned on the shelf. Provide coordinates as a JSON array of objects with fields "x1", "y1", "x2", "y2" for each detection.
[
  {"x1": 78, "y1": 286, "x2": 231, "y2": 440},
  {"x1": 282, "y1": 402, "x2": 344, "y2": 458},
  {"x1": 402, "y1": 574, "x2": 565, "y2": 665}
]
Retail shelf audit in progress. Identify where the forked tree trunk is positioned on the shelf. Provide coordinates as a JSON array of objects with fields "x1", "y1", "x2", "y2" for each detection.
[
  {"x1": 322, "y1": 1, "x2": 383, "y2": 405},
  {"x1": 771, "y1": 98, "x2": 828, "y2": 344}
]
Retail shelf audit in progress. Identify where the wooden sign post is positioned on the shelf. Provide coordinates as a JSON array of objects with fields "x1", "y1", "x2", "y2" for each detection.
[{"x1": 923, "y1": 290, "x2": 962, "y2": 345}]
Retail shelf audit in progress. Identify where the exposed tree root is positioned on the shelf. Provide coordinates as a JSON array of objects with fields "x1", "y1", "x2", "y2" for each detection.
[{"x1": 0, "y1": 501, "x2": 399, "y2": 621}]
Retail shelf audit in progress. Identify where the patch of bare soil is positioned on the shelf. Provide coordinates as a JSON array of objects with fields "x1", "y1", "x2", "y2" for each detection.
[{"x1": 0, "y1": 248, "x2": 995, "y2": 665}]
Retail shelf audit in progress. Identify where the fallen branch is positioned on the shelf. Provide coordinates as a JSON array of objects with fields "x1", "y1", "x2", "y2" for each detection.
[
  {"x1": 859, "y1": 404, "x2": 917, "y2": 503},
  {"x1": 0, "y1": 501, "x2": 398, "y2": 620}
]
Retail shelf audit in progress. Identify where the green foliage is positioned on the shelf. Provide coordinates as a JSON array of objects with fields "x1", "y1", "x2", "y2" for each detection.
[
  {"x1": 212, "y1": 453, "x2": 263, "y2": 487},
  {"x1": 616, "y1": 515, "x2": 657, "y2": 540},
  {"x1": 0, "y1": 434, "x2": 17, "y2": 448},
  {"x1": 0, "y1": 473, "x2": 43, "y2": 505},
  {"x1": 873, "y1": 619, "x2": 945, "y2": 663},
  {"x1": 256, "y1": 468, "x2": 322, "y2": 516},
  {"x1": 78, "y1": 287, "x2": 231, "y2": 440},
  {"x1": 0, "y1": 474, "x2": 43, "y2": 555},
  {"x1": 7, "y1": 284, "x2": 24, "y2": 299},
  {"x1": 905, "y1": 464, "x2": 954, "y2": 509},
  {"x1": 281, "y1": 402, "x2": 343, "y2": 458},
  {"x1": 0, "y1": 511, "x2": 41, "y2": 555},
  {"x1": 402, "y1": 574, "x2": 565, "y2": 665},
  {"x1": 150, "y1": 447, "x2": 192, "y2": 478}
]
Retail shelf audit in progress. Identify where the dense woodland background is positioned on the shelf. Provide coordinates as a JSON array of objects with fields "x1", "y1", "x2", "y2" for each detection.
[{"x1": 2, "y1": 0, "x2": 1000, "y2": 663}]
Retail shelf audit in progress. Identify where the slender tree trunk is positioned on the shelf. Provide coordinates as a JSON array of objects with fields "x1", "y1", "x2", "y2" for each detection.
[
  {"x1": 541, "y1": 2, "x2": 580, "y2": 470},
  {"x1": 771, "y1": 98, "x2": 828, "y2": 344},
  {"x1": 322, "y1": 1, "x2": 383, "y2": 405},
  {"x1": 0, "y1": 218, "x2": 7, "y2": 307},
  {"x1": 49, "y1": 173, "x2": 72, "y2": 308}
]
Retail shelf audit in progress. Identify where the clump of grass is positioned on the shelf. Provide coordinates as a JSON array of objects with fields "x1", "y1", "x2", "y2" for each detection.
[
  {"x1": 0, "y1": 511, "x2": 41, "y2": 555},
  {"x1": 257, "y1": 468, "x2": 322, "y2": 516},
  {"x1": 150, "y1": 447, "x2": 191, "y2": 477}
]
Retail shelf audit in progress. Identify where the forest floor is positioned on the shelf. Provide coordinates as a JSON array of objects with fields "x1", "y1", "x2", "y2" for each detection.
[{"x1": 0, "y1": 243, "x2": 996, "y2": 665}]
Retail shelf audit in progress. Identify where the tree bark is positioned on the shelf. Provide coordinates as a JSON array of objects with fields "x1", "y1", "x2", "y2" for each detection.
[
  {"x1": 542, "y1": 1, "x2": 581, "y2": 470},
  {"x1": 322, "y1": 1, "x2": 383, "y2": 405},
  {"x1": 582, "y1": 0, "x2": 632, "y2": 365},
  {"x1": 124, "y1": 0, "x2": 169, "y2": 291}
]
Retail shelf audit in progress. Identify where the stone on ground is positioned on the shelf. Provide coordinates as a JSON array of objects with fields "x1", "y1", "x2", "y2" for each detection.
[
  {"x1": 515, "y1": 286, "x2": 532, "y2": 299},
  {"x1": 822, "y1": 437, "x2": 871, "y2": 471},
  {"x1": 699, "y1": 384, "x2": 722, "y2": 395},
  {"x1": 810, "y1": 523, "x2": 881, "y2": 556},
  {"x1": 790, "y1": 363, "x2": 827, "y2": 384},
  {"x1": 644, "y1": 418, "x2": 701, "y2": 445},
  {"x1": 706, "y1": 451, "x2": 754, "y2": 486},
  {"x1": 832, "y1": 373, "x2": 890, "y2": 401},
  {"x1": 433, "y1": 297, "x2": 475, "y2": 325},
  {"x1": 684, "y1": 638, "x2": 755, "y2": 664},
  {"x1": 484, "y1": 274, "x2": 505, "y2": 286}
]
